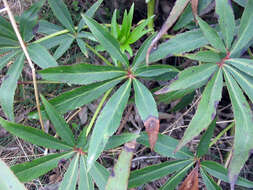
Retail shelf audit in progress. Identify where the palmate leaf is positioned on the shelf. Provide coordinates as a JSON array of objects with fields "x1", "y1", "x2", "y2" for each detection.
[
  {"x1": 0, "y1": 50, "x2": 21, "y2": 70},
  {"x1": 19, "y1": 0, "x2": 45, "y2": 42},
  {"x1": 82, "y1": 16, "x2": 129, "y2": 67},
  {"x1": 223, "y1": 68, "x2": 253, "y2": 188},
  {"x1": 41, "y1": 95, "x2": 75, "y2": 146},
  {"x1": 225, "y1": 64, "x2": 253, "y2": 102},
  {"x1": 0, "y1": 159, "x2": 26, "y2": 190},
  {"x1": 0, "y1": 54, "x2": 24, "y2": 121},
  {"x1": 231, "y1": 0, "x2": 253, "y2": 57},
  {"x1": 87, "y1": 79, "x2": 131, "y2": 170},
  {"x1": 133, "y1": 79, "x2": 159, "y2": 150},
  {"x1": 0, "y1": 16, "x2": 17, "y2": 41},
  {"x1": 185, "y1": 50, "x2": 222, "y2": 63},
  {"x1": 134, "y1": 65, "x2": 178, "y2": 78},
  {"x1": 128, "y1": 159, "x2": 193, "y2": 188},
  {"x1": 39, "y1": 63, "x2": 127, "y2": 85},
  {"x1": 105, "y1": 133, "x2": 140, "y2": 150},
  {"x1": 29, "y1": 77, "x2": 123, "y2": 119},
  {"x1": 28, "y1": 43, "x2": 58, "y2": 69},
  {"x1": 176, "y1": 69, "x2": 223, "y2": 151},
  {"x1": 155, "y1": 63, "x2": 218, "y2": 95},
  {"x1": 137, "y1": 132, "x2": 194, "y2": 159},
  {"x1": 196, "y1": 118, "x2": 216, "y2": 158},
  {"x1": 79, "y1": 156, "x2": 94, "y2": 190},
  {"x1": 58, "y1": 154, "x2": 79, "y2": 190},
  {"x1": 89, "y1": 161, "x2": 110, "y2": 190},
  {"x1": 160, "y1": 162, "x2": 194, "y2": 190},
  {"x1": 173, "y1": 0, "x2": 213, "y2": 30},
  {"x1": 200, "y1": 167, "x2": 221, "y2": 190},
  {"x1": 196, "y1": 16, "x2": 226, "y2": 52},
  {"x1": 216, "y1": 0, "x2": 235, "y2": 49},
  {"x1": 131, "y1": 33, "x2": 156, "y2": 70},
  {"x1": 48, "y1": 0, "x2": 75, "y2": 34},
  {"x1": 11, "y1": 151, "x2": 74, "y2": 182},
  {"x1": 53, "y1": 35, "x2": 74, "y2": 60},
  {"x1": 77, "y1": 0, "x2": 103, "y2": 32},
  {"x1": 201, "y1": 161, "x2": 253, "y2": 188},
  {"x1": 0, "y1": 118, "x2": 73, "y2": 150},
  {"x1": 226, "y1": 58, "x2": 253, "y2": 77},
  {"x1": 148, "y1": 29, "x2": 208, "y2": 64},
  {"x1": 106, "y1": 140, "x2": 136, "y2": 190}
]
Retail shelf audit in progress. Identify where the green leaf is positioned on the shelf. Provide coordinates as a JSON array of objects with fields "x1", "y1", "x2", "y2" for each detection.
[
  {"x1": 149, "y1": 29, "x2": 208, "y2": 64},
  {"x1": 89, "y1": 161, "x2": 109, "y2": 190},
  {"x1": 0, "y1": 117, "x2": 73, "y2": 150},
  {"x1": 216, "y1": 0, "x2": 235, "y2": 49},
  {"x1": 87, "y1": 80, "x2": 131, "y2": 170},
  {"x1": 41, "y1": 95, "x2": 75, "y2": 146},
  {"x1": 157, "y1": 87, "x2": 196, "y2": 104},
  {"x1": 79, "y1": 155, "x2": 94, "y2": 190},
  {"x1": 111, "y1": 10, "x2": 119, "y2": 39},
  {"x1": 82, "y1": 16, "x2": 129, "y2": 67},
  {"x1": 155, "y1": 63, "x2": 218, "y2": 94},
  {"x1": 0, "y1": 50, "x2": 21, "y2": 70},
  {"x1": 0, "y1": 54, "x2": 24, "y2": 121},
  {"x1": 0, "y1": 159, "x2": 27, "y2": 190},
  {"x1": 134, "y1": 65, "x2": 179, "y2": 79},
  {"x1": 225, "y1": 64, "x2": 253, "y2": 102},
  {"x1": 160, "y1": 162, "x2": 194, "y2": 190},
  {"x1": 58, "y1": 154, "x2": 79, "y2": 190},
  {"x1": 39, "y1": 63, "x2": 127, "y2": 85},
  {"x1": 38, "y1": 20, "x2": 63, "y2": 35},
  {"x1": 28, "y1": 43, "x2": 58, "y2": 68},
  {"x1": 173, "y1": 0, "x2": 213, "y2": 30},
  {"x1": 185, "y1": 50, "x2": 222, "y2": 63},
  {"x1": 105, "y1": 133, "x2": 140, "y2": 150},
  {"x1": 0, "y1": 36, "x2": 19, "y2": 47},
  {"x1": 231, "y1": 0, "x2": 253, "y2": 57},
  {"x1": 137, "y1": 132, "x2": 194, "y2": 159},
  {"x1": 170, "y1": 91, "x2": 195, "y2": 112},
  {"x1": 226, "y1": 58, "x2": 253, "y2": 77},
  {"x1": 126, "y1": 4, "x2": 134, "y2": 39},
  {"x1": 37, "y1": 35, "x2": 68, "y2": 50},
  {"x1": 196, "y1": 118, "x2": 216, "y2": 158},
  {"x1": 131, "y1": 33, "x2": 156, "y2": 70},
  {"x1": 48, "y1": 0, "x2": 75, "y2": 33},
  {"x1": 176, "y1": 69, "x2": 223, "y2": 152},
  {"x1": 78, "y1": 0, "x2": 103, "y2": 32},
  {"x1": 0, "y1": 16, "x2": 17, "y2": 41},
  {"x1": 196, "y1": 16, "x2": 226, "y2": 52},
  {"x1": 106, "y1": 140, "x2": 135, "y2": 190},
  {"x1": 29, "y1": 77, "x2": 123, "y2": 119},
  {"x1": 20, "y1": 0, "x2": 45, "y2": 41},
  {"x1": 200, "y1": 167, "x2": 221, "y2": 190},
  {"x1": 128, "y1": 17, "x2": 153, "y2": 44},
  {"x1": 133, "y1": 79, "x2": 158, "y2": 121},
  {"x1": 233, "y1": 0, "x2": 247, "y2": 7},
  {"x1": 77, "y1": 38, "x2": 88, "y2": 56},
  {"x1": 223, "y1": 68, "x2": 253, "y2": 186},
  {"x1": 201, "y1": 161, "x2": 253, "y2": 188},
  {"x1": 11, "y1": 151, "x2": 74, "y2": 182},
  {"x1": 128, "y1": 159, "x2": 193, "y2": 188},
  {"x1": 53, "y1": 35, "x2": 74, "y2": 60}
]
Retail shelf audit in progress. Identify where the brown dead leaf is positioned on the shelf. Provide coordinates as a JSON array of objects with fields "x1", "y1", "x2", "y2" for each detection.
[
  {"x1": 144, "y1": 116, "x2": 160, "y2": 151},
  {"x1": 179, "y1": 166, "x2": 199, "y2": 190},
  {"x1": 191, "y1": 0, "x2": 199, "y2": 23}
]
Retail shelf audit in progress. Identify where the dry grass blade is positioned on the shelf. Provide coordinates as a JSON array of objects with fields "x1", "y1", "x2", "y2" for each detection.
[
  {"x1": 146, "y1": 0, "x2": 190, "y2": 64},
  {"x1": 179, "y1": 165, "x2": 199, "y2": 190}
]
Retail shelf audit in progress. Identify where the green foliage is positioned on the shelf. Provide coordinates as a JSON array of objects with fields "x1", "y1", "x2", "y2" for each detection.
[{"x1": 1, "y1": 0, "x2": 253, "y2": 189}]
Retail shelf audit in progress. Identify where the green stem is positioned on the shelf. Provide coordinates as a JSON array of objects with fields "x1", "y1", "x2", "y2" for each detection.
[
  {"x1": 86, "y1": 88, "x2": 113, "y2": 136},
  {"x1": 85, "y1": 43, "x2": 113, "y2": 66},
  {"x1": 209, "y1": 122, "x2": 234, "y2": 148},
  {"x1": 147, "y1": 0, "x2": 155, "y2": 32}
]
